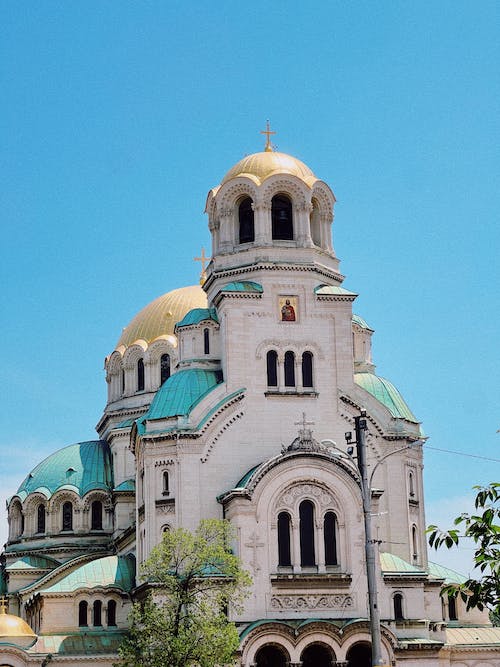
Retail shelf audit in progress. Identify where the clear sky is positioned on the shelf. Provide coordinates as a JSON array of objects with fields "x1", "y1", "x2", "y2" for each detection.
[{"x1": 1, "y1": 1, "x2": 499, "y2": 574}]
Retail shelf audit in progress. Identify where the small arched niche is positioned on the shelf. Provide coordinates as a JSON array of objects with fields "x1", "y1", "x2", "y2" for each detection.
[
  {"x1": 238, "y1": 196, "x2": 254, "y2": 244},
  {"x1": 272, "y1": 194, "x2": 293, "y2": 240}
]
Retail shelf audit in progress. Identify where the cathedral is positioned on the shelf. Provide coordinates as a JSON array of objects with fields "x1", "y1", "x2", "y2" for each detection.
[{"x1": 1, "y1": 135, "x2": 499, "y2": 667}]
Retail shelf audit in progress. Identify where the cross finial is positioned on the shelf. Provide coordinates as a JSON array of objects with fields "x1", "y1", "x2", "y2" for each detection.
[
  {"x1": 193, "y1": 247, "x2": 211, "y2": 285},
  {"x1": 295, "y1": 412, "x2": 314, "y2": 431},
  {"x1": 260, "y1": 120, "x2": 276, "y2": 152},
  {"x1": 0, "y1": 596, "x2": 8, "y2": 613}
]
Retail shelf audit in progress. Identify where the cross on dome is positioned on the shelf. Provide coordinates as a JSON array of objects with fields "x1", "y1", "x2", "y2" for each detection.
[
  {"x1": 193, "y1": 247, "x2": 211, "y2": 285},
  {"x1": 260, "y1": 120, "x2": 276, "y2": 152}
]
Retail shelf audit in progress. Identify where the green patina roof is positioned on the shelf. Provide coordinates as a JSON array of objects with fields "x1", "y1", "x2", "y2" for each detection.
[
  {"x1": 39, "y1": 555, "x2": 135, "y2": 594},
  {"x1": 428, "y1": 561, "x2": 467, "y2": 585},
  {"x1": 15, "y1": 441, "x2": 113, "y2": 501},
  {"x1": 176, "y1": 307, "x2": 219, "y2": 328},
  {"x1": 220, "y1": 280, "x2": 263, "y2": 293},
  {"x1": 352, "y1": 313, "x2": 373, "y2": 330},
  {"x1": 354, "y1": 372, "x2": 419, "y2": 423},
  {"x1": 115, "y1": 417, "x2": 135, "y2": 429},
  {"x1": 314, "y1": 284, "x2": 357, "y2": 296},
  {"x1": 114, "y1": 479, "x2": 135, "y2": 492},
  {"x1": 234, "y1": 464, "x2": 263, "y2": 490},
  {"x1": 139, "y1": 369, "x2": 222, "y2": 427},
  {"x1": 380, "y1": 552, "x2": 425, "y2": 575},
  {"x1": 6, "y1": 555, "x2": 60, "y2": 572},
  {"x1": 32, "y1": 631, "x2": 127, "y2": 656}
]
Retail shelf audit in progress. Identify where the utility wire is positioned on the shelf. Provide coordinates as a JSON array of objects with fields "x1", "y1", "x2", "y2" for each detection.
[{"x1": 423, "y1": 444, "x2": 500, "y2": 463}]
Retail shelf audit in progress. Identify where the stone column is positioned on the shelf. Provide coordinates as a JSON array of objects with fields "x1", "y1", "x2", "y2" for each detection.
[
  {"x1": 253, "y1": 201, "x2": 271, "y2": 246},
  {"x1": 218, "y1": 208, "x2": 234, "y2": 253},
  {"x1": 144, "y1": 358, "x2": 155, "y2": 392},
  {"x1": 316, "y1": 519, "x2": 326, "y2": 573},
  {"x1": 292, "y1": 520, "x2": 301, "y2": 573}
]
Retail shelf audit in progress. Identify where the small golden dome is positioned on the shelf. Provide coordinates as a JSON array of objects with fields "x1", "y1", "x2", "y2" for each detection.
[
  {"x1": 116, "y1": 285, "x2": 207, "y2": 350},
  {"x1": 221, "y1": 151, "x2": 317, "y2": 187},
  {"x1": 0, "y1": 600, "x2": 37, "y2": 649}
]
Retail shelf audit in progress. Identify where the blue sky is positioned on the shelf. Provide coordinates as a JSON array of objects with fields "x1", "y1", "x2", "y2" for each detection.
[{"x1": 1, "y1": 1, "x2": 499, "y2": 573}]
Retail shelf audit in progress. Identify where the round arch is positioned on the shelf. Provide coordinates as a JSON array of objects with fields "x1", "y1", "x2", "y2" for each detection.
[
  {"x1": 254, "y1": 643, "x2": 289, "y2": 667},
  {"x1": 300, "y1": 641, "x2": 335, "y2": 667},
  {"x1": 346, "y1": 641, "x2": 371, "y2": 667}
]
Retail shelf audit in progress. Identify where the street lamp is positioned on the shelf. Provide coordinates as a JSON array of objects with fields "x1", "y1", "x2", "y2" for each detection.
[{"x1": 322, "y1": 411, "x2": 420, "y2": 667}]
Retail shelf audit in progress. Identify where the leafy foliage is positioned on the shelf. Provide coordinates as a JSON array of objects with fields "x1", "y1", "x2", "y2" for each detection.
[
  {"x1": 427, "y1": 482, "x2": 500, "y2": 615},
  {"x1": 117, "y1": 519, "x2": 251, "y2": 667}
]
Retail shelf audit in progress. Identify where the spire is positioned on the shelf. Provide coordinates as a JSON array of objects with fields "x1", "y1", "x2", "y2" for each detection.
[{"x1": 260, "y1": 120, "x2": 276, "y2": 152}]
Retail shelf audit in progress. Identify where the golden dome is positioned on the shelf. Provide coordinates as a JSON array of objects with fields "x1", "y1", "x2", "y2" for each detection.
[
  {"x1": 116, "y1": 285, "x2": 207, "y2": 350},
  {"x1": 221, "y1": 151, "x2": 317, "y2": 187},
  {"x1": 0, "y1": 600, "x2": 37, "y2": 648}
]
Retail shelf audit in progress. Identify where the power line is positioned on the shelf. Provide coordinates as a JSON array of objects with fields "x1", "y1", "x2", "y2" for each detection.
[{"x1": 423, "y1": 444, "x2": 500, "y2": 463}]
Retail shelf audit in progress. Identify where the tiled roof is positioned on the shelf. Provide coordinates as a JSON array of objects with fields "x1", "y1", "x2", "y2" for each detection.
[
  {"x1": 39, "y1": 555, "x2": 135, "y2": 594},
  {"x1": 176, "y1": 307, "x2": 219, "y2": 328},
  {"x1": 354, "y1": 372, "x2": 419, "y2": 423},
  {"x1": 446, "y1": 627, "x2": 500, "y2": 646}
]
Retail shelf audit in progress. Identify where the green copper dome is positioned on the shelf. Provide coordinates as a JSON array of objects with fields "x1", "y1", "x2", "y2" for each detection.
[
  {"x1": 15, "y1": 441, "x2": 113, "y2": 501},
  {"x1": 354, "y1": 372, "x2": 418, "y2": 423},
  {"x1": 39, "y1": 555, "x2": 135, "y2": 593}
]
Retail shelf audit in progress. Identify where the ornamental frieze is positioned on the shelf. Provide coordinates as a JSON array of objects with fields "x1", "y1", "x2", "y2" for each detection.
[{"x1": 270, "y1": 593, "x2": 353, "y2": 611}]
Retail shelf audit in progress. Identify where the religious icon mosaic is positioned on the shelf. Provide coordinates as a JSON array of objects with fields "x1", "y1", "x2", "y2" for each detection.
[{"x1": 279, "y1": 296, "x2": 297, "y2": 322}]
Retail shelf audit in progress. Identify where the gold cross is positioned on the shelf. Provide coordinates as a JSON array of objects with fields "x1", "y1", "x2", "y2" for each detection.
[
  {"x1": 295, "y1": 412, "x2": 314, "y2": 430},
  {"x1": 0, "y1": 596, "x2": 8, "y2": 612},
  {"x1": 260, "y1": 120, "x2": 276, "y2": 152},
  {"x1": 193, "y1": 247, "x2": 211, "y2": 285}
]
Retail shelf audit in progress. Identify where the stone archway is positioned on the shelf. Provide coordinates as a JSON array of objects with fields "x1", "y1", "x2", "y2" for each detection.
[
  {"x1": 346, "y1": 641, "x2": 371, "y2": 667},
  {"x1": 301, "y1": 642, "x2": 335, "y2": 667},
  {"x1": 255, "y1": 644, "x2": 288, "y2": 667}
]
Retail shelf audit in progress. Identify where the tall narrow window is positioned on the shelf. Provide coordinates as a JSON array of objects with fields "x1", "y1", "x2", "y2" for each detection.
[
  {"x1": 93, "y1": 600, "x2": 102, "y2": 627},
  {"x1": 412, "y1": 525, "x2": 418, "y2": 561},
  {"x1": 160, "y1": 354, "x2": 171, "y2": 384},
  {"x1": 239, "y1": 197, "x2": 254, "y2": 244},
  {"x1": 204, "y1": 328, "x2": 210, "y2": 355},
  {"x1": 409, "y1": 471, "x2": 415, "y2": 497},
  {"x1": 449, "y1": 596, "x2": 458, "y2": 621},
  {"x1": 324, "y1": 512, "x2": 337, "y2": 565},
  {"x1": 272, "y1": 195, "x2": 293, "y2": 240},
  {"x1": 62, "y1": 502, "x2": 73, "y2": 531},
  {"x1": 78, "y1": 601, "x2": 88, "y2": 627},
  {"x1": 37, "y1": 505, "x2": 46, "y2": 534},
  {"x1": 277, "y1": 512, "x2": 292, "y2": 566},
  {"x1": 394, "y1": 593, "x2": 404, "y2": 620},
  {"x1": 121, "y1": 368, "x2": 125, "y2": 395},
  {"x1": 107, "y1": 600, "x2": 117, "y2": 627},
  {"x1": 163, "y1": 471, "x2": 170, "y2": 496},
  {"x1": 284, "y1": 351, "x2": 295, "y2": 387},
  {"x1": 137, "y1": 358, "x2": 145, "y2": 391},
  {"x1": 302, "y1": 351, "x2": 313, "y2": 388},
  {"x1": 266, "y1": 350, "x2": 278, "y2": 387},
  {"x1": 299, "y1": 500, "x2": 316, "y2": 566},
  {"x1": 91, "y1": 501, "x2": 103, "y2": 530}
]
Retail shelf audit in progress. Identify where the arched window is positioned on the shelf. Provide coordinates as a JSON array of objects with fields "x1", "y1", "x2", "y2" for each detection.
[
  {"x1": 78, "y1": 601, "x2": 88, "y2": 627},
  {"x1": 299, "y1": 500, "x2": 316, "y2": 566},
  {"x1": 121, "y1": 368, "x2": 125, "y2": 395},
  {"x1": 163, "y1": 471, "x2": 170, "y2": 496},
  {"x1": 137, "y1": 358, "x2": 145, "y2": 391},
  {"x1": 255, "y1": 645, "x2": 288, "y2": 667},
  {"x1": 204, "y1": 328, "x2": 210, "y2": 355},
  {"x1": 160, "y1": 354, "x2": 171, "y2": 384},
  {"x1": 238, "y1": 197, "x2": 254, "y2": 244},
  {"x1": 324, "y1": 512, "x2": 337, "y2": 565},
  {"x1": 346, "y1": 642, "x2": 372, "y2": 667},
  {"x1": 394, "y1": 593, "x2": 404, "y2": 620},
  {"x1": 409, "y1": 471, "x2": 415, "y2": 497},
  {"x1": 277, "y1": 512, "x2": 291, "y2": 566},
  {"x1": 91, "y1": 501, "x2": 103, "y2": 530},
  {"x1": 62, "y1": 502, "x2": 73, "y2": 531},
  {"x1": 37, "y1": 505, "x2": 46, "y2": 534},
  {"x1": 266, "y1": 350, "x2": 278, "y2": 387},
  {"x1": 302, "y1": 351, "x2": 313, "y2": 388},
  {"x1": 284, "y1": 351, "x2": 295, "y2": 387},
  {"x1": 309, "y1": 198, "x2": 321, "y2": 246},
  {"x1": 301, "y1": 643, "x2": 335, "y2": 667},
  {"x1": 272, "y1": 194, "x2": 293, "y2": 240},
  {"x1": 449, "y1": 596, "x2": 458, "y2": 621},
  {"x1": 412, "y1": 524, "x2": 418, "y2": 561},
  {"x1": 107, "y1": 600, "x2": 117, "y2": 626},
  {"x1": 93, "y1": 600, "x2": 102, "y2": 627}
]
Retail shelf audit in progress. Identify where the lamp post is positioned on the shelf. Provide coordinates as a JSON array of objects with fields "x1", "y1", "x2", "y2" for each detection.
[{"x1": 322, "y1": 410, "x2": 420, "y2": 667}]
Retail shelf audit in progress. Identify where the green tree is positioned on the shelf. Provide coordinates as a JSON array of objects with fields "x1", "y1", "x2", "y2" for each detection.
[
  {"x1": 117, "y1": 519, "x2": 251, "y2": 667},
  {"x1": 428, "y1": 482, "x2": 500, "y2": 615}
]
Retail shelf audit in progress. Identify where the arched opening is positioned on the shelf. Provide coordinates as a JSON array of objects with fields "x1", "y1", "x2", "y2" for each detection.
[
  {"x1": 412, "y1": 524, "x2": 418, "y2": 561},
  {"x1": 255, "y1": 644, "x2": 288, "y2": 667},
  {"x1": 37, "y1": 504, "x2": 46, "y2": 534},
  {"x1": 449, "y1": 596, "x2": 458, "y2": 621},
  {"x1": 272, "y1": 194, "x2": 293, "y2": 240},
  {"x1": 266, "y1": 350, "x2": 278, "y2": 387},
  {"x1": 302, "y1": 351, "x2": 313, "y2": 388},
  {"x1": 107, "y1": 600, "x2": 117, "y2": 626},
  {"x1": 163, "y1": 471, "x2": 170, "y2": 495},
  {"x1": 409, "y1": 471, "x2": 415, "y2": 497},
  {"x1": 121, "y1": 368, "x2": 125, "y2": 395},
  {"x1": 204, "y1": 328, "x2": 210, "y2": 355},
  {"x1": 62, "y1": 501, "x2": 73, "y2": 532},
  {"x1": 93, "y1": 600, "x2": 102, "y2": 627},
  {"x1": 78, "y1": 601, "x2": 88, "y2": 627},
  {"x1": 238, "y1": 197, "x2": 254, "y2": 243},
  {"x1": 309, "y1": 198, "x2": 321, "y2": 246},
  {"x1": 324, "y1": 511, "x2": 337, "y2": 566},
  {"x1": 347, "y1": 641, "x2": 372, "y2": 667},
  {"x1": 284, "y1": 351, "x2": 295, "y2": 387},
  {"x1": 299, "y1": 499, "x2": 316, "y2": 566},
  {"x1": 160, "y1": 353, "x2": 171, "y2": 384},
  {"x1": 277, "y1": 512, "x2": 291, "y2": 566},
  {"x1": 91, "y1": 500, "x2": 103, "y2": 530},
  {"x1": 301, "y1": 643, "x2": 334, "y2": 667},
  {"x1": 394, "y1": 592, "x2": 404, "y2": 620},
  {"x1": 137, "y1": 358, "x2": 145, "y2": 391}
]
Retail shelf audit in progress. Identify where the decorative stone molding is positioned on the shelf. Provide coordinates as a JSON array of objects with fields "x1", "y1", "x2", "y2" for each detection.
[
  {"x1": 269, "y1": 593, "x2": 353, "y2": 611},
  {"x1": 275, "y1": 482, "x2": 339, "y2": 514}
]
